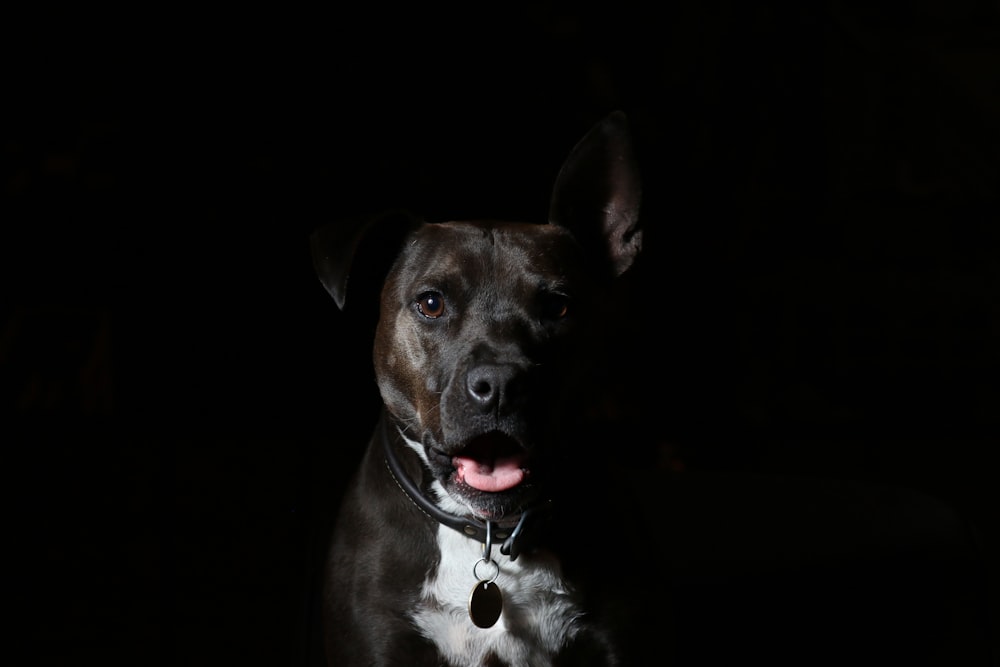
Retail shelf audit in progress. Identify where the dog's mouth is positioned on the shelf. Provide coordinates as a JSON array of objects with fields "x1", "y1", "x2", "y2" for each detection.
[{"x1": 434, "y1": 432, "x2": 529, "y2": 493}]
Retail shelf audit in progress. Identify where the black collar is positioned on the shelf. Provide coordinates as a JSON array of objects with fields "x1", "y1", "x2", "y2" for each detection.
[{"x1": 380, "y1": 416, "x2": 550, "y2": 561}]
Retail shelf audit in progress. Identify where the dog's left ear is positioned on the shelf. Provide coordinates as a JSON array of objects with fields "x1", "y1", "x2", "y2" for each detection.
[{"x1": 548, "y1": 110, "x2": 642, "y2": 278}]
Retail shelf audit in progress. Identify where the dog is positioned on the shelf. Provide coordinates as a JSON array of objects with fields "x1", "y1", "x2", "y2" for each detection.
[{"x1": 310, "y1": 111, "x2": 650, "y2": 666}]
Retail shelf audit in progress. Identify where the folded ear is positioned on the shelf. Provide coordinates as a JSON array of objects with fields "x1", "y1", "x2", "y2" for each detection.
[
  {"x1": 310, "y1": 210, "x2": 418, "y2": 310},
  {"x1": 548, "y1": 111, "x2": 642, "y2": 278}
]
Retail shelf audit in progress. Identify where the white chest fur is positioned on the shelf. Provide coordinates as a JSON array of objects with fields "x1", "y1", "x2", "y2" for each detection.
[{"x1": 410, "y1": 524, "x2": 584, "y2": 666}]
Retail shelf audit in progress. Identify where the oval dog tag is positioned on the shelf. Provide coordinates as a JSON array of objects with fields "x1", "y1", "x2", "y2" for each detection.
[{"x1": 468, "y1": 580, "x2": 503, "y2": 628}]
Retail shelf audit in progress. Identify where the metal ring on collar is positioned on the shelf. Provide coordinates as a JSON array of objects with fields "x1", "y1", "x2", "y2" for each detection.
[{"x1": 473, "y1": 557, "x2": 500, "y2": 584}]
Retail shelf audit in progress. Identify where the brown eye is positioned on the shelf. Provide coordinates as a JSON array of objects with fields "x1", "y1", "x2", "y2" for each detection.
[
  {"x1": 541, "y1": 293, "x2": 570, "y2": 320},
  {"x1": 416, "y1": 292, "x2": 446, "y2": 319}
]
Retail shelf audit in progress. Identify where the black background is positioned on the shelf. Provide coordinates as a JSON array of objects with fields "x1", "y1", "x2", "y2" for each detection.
[{"x1": 4, "y1": 2, "x2": 998, "y2": 665}]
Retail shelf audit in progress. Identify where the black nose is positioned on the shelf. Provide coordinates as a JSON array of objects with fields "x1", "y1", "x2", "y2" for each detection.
[{"x1": 466, "y1": 364, "x2": 522, "y2": 413}]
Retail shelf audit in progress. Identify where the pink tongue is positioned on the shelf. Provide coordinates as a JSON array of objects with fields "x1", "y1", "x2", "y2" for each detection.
[{"x1": 453, "y1": 452, "x2": 526, "y2": 492}]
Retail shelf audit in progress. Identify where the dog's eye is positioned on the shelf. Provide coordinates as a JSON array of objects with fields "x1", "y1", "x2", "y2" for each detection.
[
  {"x1": 540, "y1": 294, "x2": 570, "y2": 320},
  {"x1": 416, "y1": 292, "x2": 446, "y2": 319}
]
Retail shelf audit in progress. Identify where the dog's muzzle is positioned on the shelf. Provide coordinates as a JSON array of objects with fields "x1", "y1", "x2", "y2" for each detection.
[{"x1": 382, "y1": 419, "x2": 551, "y2": 561}]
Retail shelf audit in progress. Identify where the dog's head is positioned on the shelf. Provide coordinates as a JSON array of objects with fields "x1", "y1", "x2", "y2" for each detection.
[{"x1": 312, "y1": 112, "x2": 642, "y2": 522}]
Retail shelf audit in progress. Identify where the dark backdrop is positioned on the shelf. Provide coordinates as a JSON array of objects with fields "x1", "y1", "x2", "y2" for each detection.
[{"x1": 4, "y1": 2, "x2": 998, "y2": 665}]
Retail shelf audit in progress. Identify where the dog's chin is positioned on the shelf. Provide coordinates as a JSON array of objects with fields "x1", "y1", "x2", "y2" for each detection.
[{"x1": 444, "y1": 479, "x2": 539, "y2": 522}]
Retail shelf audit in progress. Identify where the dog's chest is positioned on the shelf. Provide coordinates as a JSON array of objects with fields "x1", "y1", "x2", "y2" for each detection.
[{"x1": 411, "y1": 525, "x2": 583, "y2": 666}]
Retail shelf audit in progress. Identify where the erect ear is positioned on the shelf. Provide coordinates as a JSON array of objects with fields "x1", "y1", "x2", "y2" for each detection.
[
  {"x1": 548, "y1": 111, "x2": 642, "y2": 278},
  {"x1": 309, "y1": 210, "x2": 419, "y2": 311}
]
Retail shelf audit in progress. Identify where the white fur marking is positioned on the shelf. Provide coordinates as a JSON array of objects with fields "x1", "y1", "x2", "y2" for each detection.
[
  {"x1": 411, "y1": 519, "x2": 582, "y2": 665},
  {"x1": 402, "y1": 432, "x2": 432, "y2": 466}
]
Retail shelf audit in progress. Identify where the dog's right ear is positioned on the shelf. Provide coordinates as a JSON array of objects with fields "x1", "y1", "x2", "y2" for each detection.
[
  {"x1": 548, "y1": 111, "x2": 642, "y2": 279},
  {"x1": 310, "y1": 210, "x2": 419, "y2": 310}
]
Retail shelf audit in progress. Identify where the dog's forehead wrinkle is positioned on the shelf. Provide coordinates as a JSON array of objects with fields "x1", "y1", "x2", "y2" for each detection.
[{"x1": 415, "y1": 223, "x2": 576, "y2": 303}]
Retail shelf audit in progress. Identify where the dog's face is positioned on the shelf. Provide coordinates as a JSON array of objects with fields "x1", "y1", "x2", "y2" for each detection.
[
  {"x1": 311, "y1": 111, "x2": 642, "y2": 524},
  {"x1": 373, "y1": 221, "x2": 592, "y2": 520}
]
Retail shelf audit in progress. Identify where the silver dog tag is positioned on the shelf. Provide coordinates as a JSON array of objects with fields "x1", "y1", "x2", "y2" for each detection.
[{"x1": 468, "y1": 580, "x2": 503, "y2": 628}]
